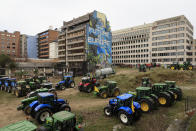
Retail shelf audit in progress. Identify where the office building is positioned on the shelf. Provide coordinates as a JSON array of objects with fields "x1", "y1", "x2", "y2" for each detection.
[
  {"x1": 49, "y1": 41, "x2": 58, "y2": 59},
  {"x1": 37, "y1": 29, "x2": 59, "y2": 59},
  {"x1": 112, "y1": 15, "x2": 194, "y2": 65},
  {"x1": 27, "y1": 35, "x2": 38, "y2": 58},
  {"x1": 58, "y1": 10, "x2": 112, "y2": 74}
]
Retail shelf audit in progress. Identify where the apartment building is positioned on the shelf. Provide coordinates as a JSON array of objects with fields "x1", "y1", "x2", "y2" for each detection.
[
  {"x1": 0, "y1": 30, "x2": 21, "y2": 58},
  {"x1": 58, "y1": 10, "x2": 112, "y2": 74},
  {"x1": 49, "y1": 41, "x2": 58, "y2": 59},
  {"x1": 20, "y1": 34, "x2": 27, "y2": 58},
  {"x1": 112, "y1": 15, "x2": 195, "y2": 65},
  {"x1": 37, "y1": 29, "x2": 59, "y2": 59}
]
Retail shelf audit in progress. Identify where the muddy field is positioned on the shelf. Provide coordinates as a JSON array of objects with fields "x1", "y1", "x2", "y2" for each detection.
[{"x1": 0, "y1": 67, "x2": 196, "y2": 130}]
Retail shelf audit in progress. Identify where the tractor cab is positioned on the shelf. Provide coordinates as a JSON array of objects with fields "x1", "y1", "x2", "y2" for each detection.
[
  {"x1": 26, "y1": 88, "x2": 49, "y2": 98},
  {"x1": 135, "y1": 87, "x2": 152, "y2": 99},
  {"x1": 105, "y1": 81, "x2": 117, "y2": 89},
  {"x1": 25, "y1": 78, "x2": 34, "y2": 85},
  {"x1": 116, "y1": 93, "x2": 135, "y2": 107},
  {"x1": 152, "y1": 83, "x2": 168, "y2": 93},
  {"x1": 17, "y1": 81, "x2": 27, "y2": 88},
  {"x1": 165, "y1": 81, "x2": 176, "y2": 88},
  {"x1": 40, "y1": 82, "x2": 53, "y2": 89},
  {"x1": 63, "y1": 76, "x2": 73, "y2": 82},
  {"x1": 141, "y1": 77, "x2": 151, "y2": 87},
  {"x1": 37, "y1": 92, "x2": 57, "y2": 104},
  {"x1": 38, "y1": 76, "x2": 47, "y2": 83},
  {"x1": 38, "y1": 111, "x2": 81, "y2": 131},
  {"x1": 139, "y1": 64, "x2": 146, "y2": 72}
]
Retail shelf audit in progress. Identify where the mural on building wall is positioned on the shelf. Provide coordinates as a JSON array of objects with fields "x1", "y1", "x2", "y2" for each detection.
[{"x1": 86, "y1": 10, "x2": 112, "y2": 68}]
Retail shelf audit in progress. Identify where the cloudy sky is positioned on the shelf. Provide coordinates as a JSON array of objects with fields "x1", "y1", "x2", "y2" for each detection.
[{"x1": 0, "y1": 0, "x2": 195, "y2": 36}]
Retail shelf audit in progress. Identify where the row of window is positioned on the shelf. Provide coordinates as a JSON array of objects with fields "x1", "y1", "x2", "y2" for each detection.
[
  {"x1": 0, "y1": 34, "x2": 15, "y2": 37},
  {"x1": 112, "y1": 49, "x2": 149, "y2": 55},
  {"x1": 152, "y1": 45, "x2": 184, "y2": 51},
  {"x1": 67, "y1": 30, "x2": 85, "y2": 38},
  {"x1": 1, "y1": 45, "x2": 15, "y2": 49},
  {"x1": 112, "y1": 39, "x2": 149, "y2": 46},
  {"x1": 67, "y1": 36, "x2": 85, "y2": 43},
  {"x1": 39, "y1": 32, "x2": 48, "y2": 36},
  {"x1": 152, "y1": 58, "x2": 184, "y2": 62},
  {"x1": 152, "y1": 33, "x2": 185, "y2": 41},
  {"x1": 153, "y1": 21, "x2": 185, "y2": 30},
  {"x1": 113, "y1": 59, "x2": 149, "y2": 64},
  {"x1": 39, "y1": 36, "x2": 48, "y2": 40},
  {"x1": 112, "y1": 44, "x2": 149, "y2": 50},
  {"x1": 152, "y1": 39, "x2": 184, "y2": 46},
  {"x1": 152, "y1": 27, "x2": 185, "y2": 35},
  {"x1": 113, "y1": 54, "x2": 149, "y2": 59},
  {"x1": 152, "y1": 52, "x2": 184, "y2": 57},
  {"x1": 68, "y1": 55, "x2": 84, "y2": 60},
  {"x1": 113, "y1": 34, "x2": 149, "y2": 42}
]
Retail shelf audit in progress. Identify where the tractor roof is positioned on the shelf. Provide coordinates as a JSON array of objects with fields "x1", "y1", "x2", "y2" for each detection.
[
  {"x1": 136, "y1": 87, "x2": 151, "y2": 90},
  {"x1": 64, "y1": 76, "x2": 72, "y2": 78},
  {"x1": 107, "y1": 81, "x2": 117, "y2": 84},
  {"x1": 153, "y1": 83, "x2": 167, "y2": 86},
  {"x1": 36, "y1": 88, "x2": 48, "y2": 92},
  {"x1": 7, "y1": 78, "x2": 16, "y2": 81},
  {"x1": 18, "y1": 81, "x2": 26, "y2": 83},
  {"x1": 165, "y1": 81, "x2": 176, "y2": 84},
  {"x1": 53, "y1": 111, "x2": 75, "y2": 122},
  {"x1": 117, "y1": 93, "x2": 133, "y2": 100},
  {"x1": 0, "y1": 77, "x2": 9, "y2": 80},
  {"x1": 38, "y1": 92, "x2": 53, "y2": 97},
  {"x1": 0, "y1": 120, "x2": 37, "y2": 131},
  {"x1": 41, "y1": 83, "x2": 52, "y2": 86}
]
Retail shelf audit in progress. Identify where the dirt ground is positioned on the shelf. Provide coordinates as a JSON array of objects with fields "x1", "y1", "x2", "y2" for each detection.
[{"x1": 0, "y1": 88, "x2": 109, "y2": 127}]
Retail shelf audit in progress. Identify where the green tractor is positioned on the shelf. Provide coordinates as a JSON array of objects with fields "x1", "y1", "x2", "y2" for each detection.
[
  {"x1": 37, "y1": 111, "x2": 82, "y2": 131},
  {"x1": 141, "y1": 77, "x2": 151, "y2": 87},
  {"x1": 94, "y1": 81, "x2": 120, "y2": 98},
  {"x1": 151, "y1": 83, "x2": 175, "y2": 107},
  {"x1": 139, "y1": 64, "x2": 146, "y2": 72},
  {"x1": 17, "y1": 88, "x2": 57, "y2": 115},
  {"x1": 14, "y1": 81, "x2": 31, "y2": 97},
  {"x1": 0, "y1": 120, "x2": 37, "y2": 131},
  {"x1": 128, "y1": 87, "x2": 158, "y2": 113},
  {"x1": 0, "y1": 111, "x2": 82, "y2": 131},
  {"x1": 164, "y1": 81, "x2": 182, "y2": 101},
  {"x1": 169, "y1": 61, "x2": 193, "y2": 70}
]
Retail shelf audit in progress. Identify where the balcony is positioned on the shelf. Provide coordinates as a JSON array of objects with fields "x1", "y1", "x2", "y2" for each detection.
[
  {"x1": 67, "y1": 26, "x2": 85, "y2": 34},
  {"x1": 67, "y1": 46, "x2": 84, "y2": 50},
  {"x1": 67, "y1": 39, "x2": 85, "y2": 45},
  {"x1": 67, "y1": 32, "x2": 85, "y2": 39},
  {"x1": 67, "y1": 52, "x2": 84, "y2": 56},
  {"x1": 67, "y1": 58, "x2": 85, "y2": 62}
]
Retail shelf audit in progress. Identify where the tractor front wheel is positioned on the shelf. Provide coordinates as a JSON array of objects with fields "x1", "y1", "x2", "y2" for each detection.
[
  {"x1": 113, "y1": 88, "x2": 120, "y2": 97},
  {"x1": 70, "y1": 82, "x2": 75, "y2": 88},
  {"x1": 118, "y1": 110, "x2": 133, "y2": 125},
  {"x1": 35, "y1": 108, "x2": 52, "y2": 124},
  {"x1": 170, "y1": 66, "x2": 175, "y2": 70},
  {"x1": 171, "y1": 89, "x2": 182, "y2": 101},
  {"x1": 24, "y1": 105, "x2": 31, "y2": 115},
  {"x1": 188, "y1": 65, "x2": 193, "y2": 70},
  {"x1": 104, "y1": 106, "x2": 112, "y2": 116},
  {"x1": 158, "y1": 92, "x2": 171, "y2": 107},
  {"x1": 100, "y1": 91, "x2": 108, "y2": 99},
  {"x1": 140, "y1": 99, "x2": 153, "y2": 113}
]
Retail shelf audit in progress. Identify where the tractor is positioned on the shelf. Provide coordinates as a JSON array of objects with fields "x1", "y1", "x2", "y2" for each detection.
[
  {"x1": 55, "y1": 76, "x2": 75, "y2": 90},
  {"x1": 0, "y1": 120, "x2": 37, "y2": 131},
  {"x1": 104, "y1": 93, "x2": 141, "y2": 125},
  {"x1": 37, "y1": 111, "x2": 82, "y2": 131},
  {"x1": 169, "y1": 61, "x2": 193, "y2": 70},
  {"x1": 141, "y1": 77, "x2": 151, "y2": 87},
  {"x1": 78, "y1": 76, "x2": 99, "y2": 93},
  {"x1": 151, "y1": 83, "x2": 175, "y2": 107},
  {"x1": 139, "y1": 64, "x2": 146, "y2": 72},
  {"x1": 0, "y1": 77, "x2": 9, "y2": 91},
  {"x1": 165, "y1": 81, "x2": 182, "y2": 101},
  {"x1": 128, "y1": 87, "x2": 159, "y2": 113},
  {"x1": 94, "y1": 81, "x2": 120, "y2": 98},
  {"x1": 13, "y1": 81, "x2": 31, "y2": 97},
  {"x1": 40, "y1": 82, "x2": 53, "y2": 89},
  {"x1": 0, "y1": 111, "x2": 82, "y2": 131},
  {"x1": 29, "y1": 92, "x2": 71, "y2": 123},
  {"x1": 17, "y1": 88, "x2": 57, "y2": 115},
  {"x1": 4, "y1": 78, "x2": 16, "y2": 93}
]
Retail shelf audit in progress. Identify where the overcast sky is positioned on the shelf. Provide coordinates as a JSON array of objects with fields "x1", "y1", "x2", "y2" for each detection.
[{"x1": 0, "y1": 0, "x2": 195, "y2": 37}]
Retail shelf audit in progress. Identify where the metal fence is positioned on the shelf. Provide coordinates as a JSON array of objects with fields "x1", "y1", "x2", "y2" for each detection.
[{"x1": 185, "y1": 96, "x2": 196, "y2": 115}]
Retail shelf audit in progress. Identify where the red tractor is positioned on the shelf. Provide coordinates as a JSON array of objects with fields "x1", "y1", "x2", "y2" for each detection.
[{"x1": 78, "y1": 76, "x2": 99, "y2": 93}]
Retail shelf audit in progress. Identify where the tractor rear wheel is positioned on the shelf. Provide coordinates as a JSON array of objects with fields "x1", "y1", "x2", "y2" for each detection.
[
  {"x1": 24, "y1": 105, "x2": 31, "y2": 115},
  {"x1": 100, "y1": 91, "x2": 108, "y2": 99},
  {"x1": 118, "y1": 110, "x2": 133, "y2": 125},
  {"x1": 15, "y1": 89, "x2": 21, "y2": 97},
  {"x1": 35, "y1": 108, "x2": 52, "y2": 124},
  {"x1": 150, "y1": 94, "x2": 159, "y2": 109},
  {"x1": 70, "y1": 82, "x2": 75, "y2": 88},
  {"x1": 140, "y1": 98, "x2": 153, "y2": 113},
  {"x1": 167, "y1": 91, "x2": 175, "y2": 106},
  {"x1": 104, "y1": 106, "x2": 112, "y2": 116},
  {"x1": 170, "y1": 66, "x2": 175, "y2": 70},
  {"x1": 158, "y1": 92, "x2": 171, "y2": 107},
  {"x1": 171, "y1": 89, "x2": 182, "y2": 101},
  {"x1": 188, "y1": 65, "x2": 193, "y2": 70},
  {"x1": 113, "y1": 88, "x2": 120, "y2": 97}
]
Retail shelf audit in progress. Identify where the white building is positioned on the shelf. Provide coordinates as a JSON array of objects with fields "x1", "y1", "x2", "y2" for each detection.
[{"x1": 49, "y1": 41, "x2": 58, "y2": 59}]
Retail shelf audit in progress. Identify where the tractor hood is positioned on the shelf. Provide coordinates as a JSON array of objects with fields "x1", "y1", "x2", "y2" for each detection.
[{"x1": 58, "y1": 80, "x2": 64, "y2": 84}]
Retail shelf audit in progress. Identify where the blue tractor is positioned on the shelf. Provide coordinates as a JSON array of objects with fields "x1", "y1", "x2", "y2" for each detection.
[
  {"x1": 55, "y1": 76, "x2": 75, "y2": 90},
  {"x1": 4, "y1": 78, "x2": 16, "y2": 93},
  {"x1": 104, "y1": 93, "x2": 141, "y2": 125},
  {"x1": 0, "y1": 77, "x2": 9, "y2": 91},
  {"x1": 29, "y1": 92, "x2": 71, "y2": 124}
]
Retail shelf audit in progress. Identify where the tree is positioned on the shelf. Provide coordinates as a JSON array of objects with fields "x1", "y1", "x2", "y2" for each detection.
[{"x1": 0, "y1": 54, "x2": 17, "y2": 70}]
